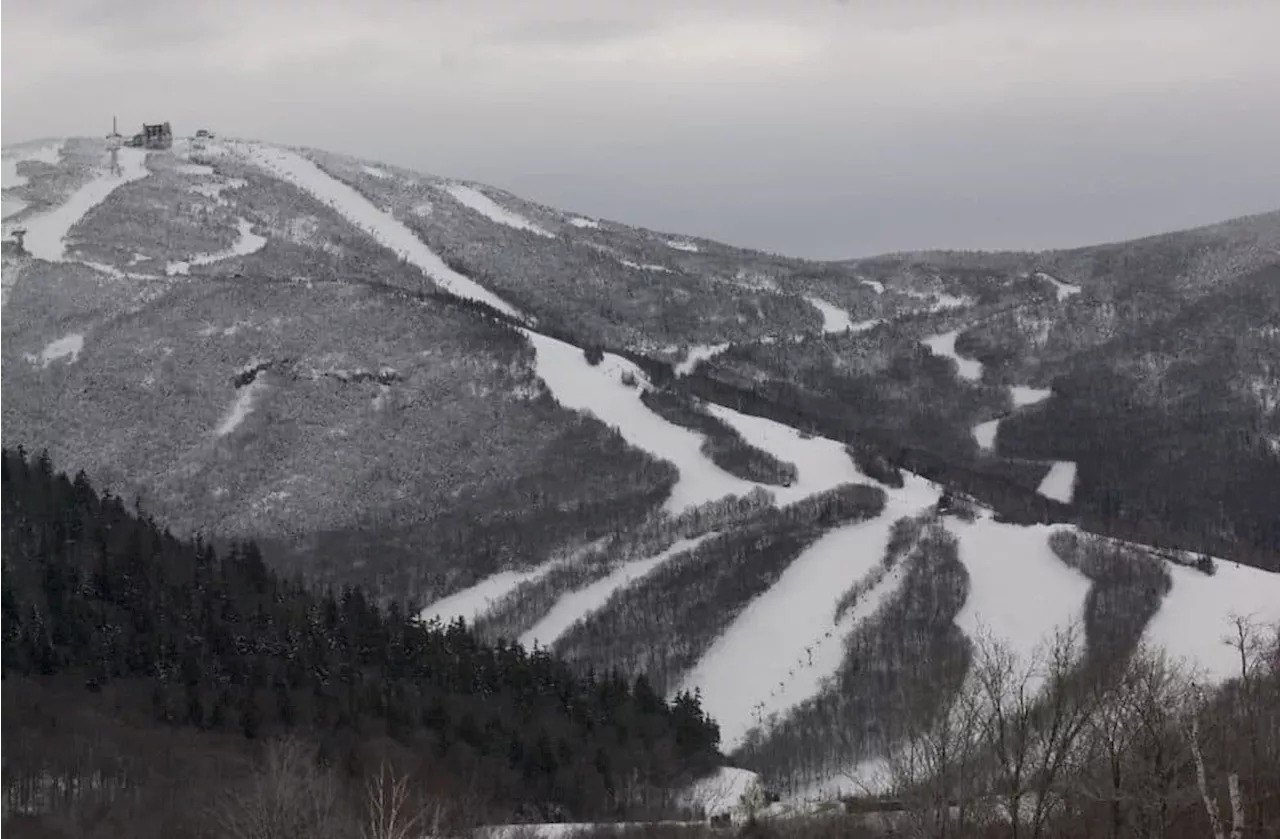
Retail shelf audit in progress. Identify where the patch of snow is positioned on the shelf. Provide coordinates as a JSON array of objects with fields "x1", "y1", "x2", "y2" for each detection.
[
  {"x1": 235, "y1": 142, "x2": 523, "y2": 319},
  {"x1": 1, "y1": 141, "x2": 63, "y2": 188},
  {"x1": 1146, "y1": 561, "x2": 1280, "y2": 683},
  {"x1": 568, "y1": 216, "x2": 600, "y2": 229},
  {"x1": 1035, "y1": 271, "x2": 1082, "y2": 302},
  {"x1": 804, "y1": 296, "x2": 854, "y2": 334},
  {"x1": 188, "y1": 177, "x2": 247, "y2": 204},
  {"x1": 521, "y1": 535, "x2": 714, "y2": 649},
  {"x1": 1037, "y1": 461, "x2": 1077, "y2": 503},
  {"x1": 675, "y1": 343, "x2": 731, "y2": 376},
  {"x1": 215, "y1": 379, "x2": 266, "y2": 436},
  {"x1": 947, "y1": 518, "x2": 1091, "y2": 690},
  {"x1": 923, "y1": 329, "x2": 983, "y2": 382},
  {"x1": 24, "y1": 333, "x2": 85, "y2": 367},
  {"x1": 849, "y1": 318, "x2": 884, "y2": 334},
  {"x1": 522, "y1": 329, "x2": 756, "y2": 513},
  {"x1": 667, "y1": 239, "x2": 700, "y2": 252},
  {"x1": 410, "y1": 201, "x2": 433, "y2": 217},
  {"x1": 22, "y1": 148, "x2": 150, "y2": 262},
  {"x1": 620, "y1": 259, "x2": 673, "y2": 273},
  {"x1": 174, "y1": 162, "x2": 215, "y2": 176},
  {"x1": 1011, "y1": 386, "x2": 1052, "y2": 407},
  {"x1": 422, "y1": 567, "x2": 558, "y2": 627},
  {"x1": 362, "y1": 165, "x2": 392, "y2": 179},
  {"x1": 680, "y1": 476, "x2": 939, "y2": 751},
  {"x1": 2, "y1": 195, "x2": 27, "y2": 219},
  {"x1": 681, "y1": 767, "x2": 762, "y2": 821},
  {"x1": 972, "y1": 419, "x2": 1001, "y2": 452},
  {"x1": 860, "y1": 279, "x2": 885, "y2": 294},
  {"x1": 443, "y1": 183, "x2": 554, "y2": 237}
]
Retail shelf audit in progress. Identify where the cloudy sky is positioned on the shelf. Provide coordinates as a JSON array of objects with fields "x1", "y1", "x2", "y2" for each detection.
[{"x1": 3, "y1": 0, "x2": 1278, "y2": 258}]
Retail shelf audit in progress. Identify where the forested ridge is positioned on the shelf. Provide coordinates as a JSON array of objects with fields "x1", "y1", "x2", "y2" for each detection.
[{"x1": 0, "y1": 447, "x2": 722, "y2": 831}]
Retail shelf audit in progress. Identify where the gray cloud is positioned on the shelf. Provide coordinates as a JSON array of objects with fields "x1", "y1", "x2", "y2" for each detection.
[{"x1": 4, "y1": 0, "x2": 1279, "y2": 258}]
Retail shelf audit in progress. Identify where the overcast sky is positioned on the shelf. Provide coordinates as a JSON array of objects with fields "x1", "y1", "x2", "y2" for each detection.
[{"x1": 3, "y1": 0, "x2": 1278, "y2": 259}]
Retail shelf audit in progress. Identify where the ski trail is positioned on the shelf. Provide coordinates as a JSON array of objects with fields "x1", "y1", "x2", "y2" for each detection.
[
  {"x1": 231, "y1": 142, "x2": 524, "y2": 319},
  {"x1": 923, "y1": 329, "x2": 983, "y2": 381},
  {"x1": 22, "y1": 148, "x2": 150, "y2": 262},
  {"x1": 804, "y1": 296, "x2": 854, "y2": 334}
]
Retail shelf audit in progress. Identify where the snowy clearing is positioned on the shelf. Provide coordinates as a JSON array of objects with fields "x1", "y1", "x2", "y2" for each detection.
[
  {"x1": 948, "y1": 517, "x2": 1090, "y2": 689},
  {"x1": 568, "y1": 216, "x2": 600, "y2": 229},
  {"x1": 443, "y1": 183, "x2": 554, "y2": 238},
  {"x1": 24, "y1": 333, "x2": 86, "y2": 367},
  {"x1": 166, "y1": 218, "x2": 267, "y2": 275},
  {"x1": 523, "y1": 330, "x2": 757, "y2": 513},
  {"x1": 362, "y1": 165, "x2": 391, "y2": 179},
  {"x1": 520, "y1": 535, "x2": 714, "y2": 649},
  {"x1": 681, "y1": 767, "x2": 762, "y2": 820},
  {"x1": 1146, "y1": 560, "x2": 1280, "y2": 683},
  {"x1": 675, "y1": 343, "x2": 731, "y2": 376},
  {"x1": 849, "y1": 318, "x2": 884, "y2": 334},
  {"x1": 1035, "y1": 271, "x2": 1082, "y2": 301},
  {"x1": 923, "y1": 329, "x2": 983, "y2": 382},
  {"x1": 620, "y1": 259, "x2": 673, "y2": 273},
  {"x1": 1011, "y1": 386, "x2": 1052, "y2": 407},
  {"x1": 215, "y1": 380, "x2": 267, "y2": 436},
  {"x1": 860, "y1": 279, "x2": 885, "y2": 294},
  {"x1": 1037, "y1": 461, "x2": 1077, "y2": 503},
  {"x1": 234, "y1": 143, "x2": 523, "y2": 319},
  {"x1": 666, "y1": 239, "x2": 700, "y2": 252},
  {"x1": 22, "y1": 148, "x2": 150, "y2": 262},
  {"x1": 804, "y1": 296, "x2": 854, "y2": 334},
  {"x1": 972, "y1": 419, "x2": 1001, "y2": 451},
  {"x1": 683, "y1": 482, "x2": 937, "y2": 751}
]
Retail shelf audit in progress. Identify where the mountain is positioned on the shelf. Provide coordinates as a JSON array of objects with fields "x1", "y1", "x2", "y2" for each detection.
[{"x1": 3, "y1": 134, "x2": 1279, "y2": 807}]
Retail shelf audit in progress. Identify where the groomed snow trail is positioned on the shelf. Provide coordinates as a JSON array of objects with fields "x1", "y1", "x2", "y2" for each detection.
[
  {"x1": 1036, "y1": 271, "x2": 1082, "y2": 302},
  {"x1": 804, "y1": 296, "x2": 854, "y2": 334},
  {"x1": 923, "y1": 329, "x2": 983, "y2": 381},
  {"x1": 522, "y1": 330, "x2": 758, "y2": 513},
  {"x1": 675, "y1": 343, "x2": 731, "y2": 376},
  {"x1": 973, "y1": 419, "x2": 1001, "y2": 451},
  {"x1": 167, "y1": 218, "x2": 268, "y2": 275},
  {"x1": 444, "y1": 183, "x2": 553, "y2": 237},
  {"x1": 971, "y1": 386, "x2": 1052, "y2": 451},
  {"x1": 520, "y1": 535, "x2": 714, "y2": 649},
  {"x1": 679, "y1": 474, "x2": 940, "y2": 752},
  {"x1": 947, "y1": 517, "x2": 1091, "y2": 689},
  {"x1": 1037, "y1": 461, "x2": 1077, "y2": 503},
  {"x1": 1011, "y1": 386, "x2": 1052, "y2": 408},
  {"x1": 422, "y1": 568, "x2": 559, "y2": 627},
  {"x1": 22, "y1": 148, "x2": 150, "y2": 262},
  {"x1": 231, "y1": 142, "x2": 523, "y2": 319}
]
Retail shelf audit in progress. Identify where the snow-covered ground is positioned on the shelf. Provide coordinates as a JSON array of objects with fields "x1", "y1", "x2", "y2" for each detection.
[
  {"x1": 804, "y1": 296, "x2": 854, "y2": 334},
  {"x1": 24, "y1": 333, "x2": 86, "y2": 367},
  {"x1": 1011, "y1": 386, "x2": 1052, "y2": 408},
  {"x1": 165, "y1": 218, "x2": 267, "y2": 275},
  {"x1": 682, "y1": 475, "x2": 939, "y2": 751},
  {"x1": 971, "y1": 386, "x2": 1052, "y2": 451},
  {"x1": 681, "y1": 766, "x2": 762, "y2": 821},
  {"x1": 666, "y1": 239, "x2": 700, "y2": 252},
  {"x1": 232, "y1": 142, "x2": 524, "y2": 319},
  {"x1": 2, "y1": 195, "x2": 27, "y2": 219},
  {"x1": 947, "y1": 517, "x2": 1090, "y2": 689},
  {"x1": 520, "y1": 535, "x2": 714, "y2": 649},
  {"x1": 522, "y1": 330, "x2": 758, "y2": 513},
  {"x1": 620, "y1": 258, "x2": 673, "y2": 273},
  {"x1": 422, "y1": 566, "x2": 560, "y2": 627},
  {"x1": 215, "y1": 380, "x2": 267, "y2": 436},
  {"x1": 675, "y1": 342, "x2": 731, "y2": 376},
  {"x1": 1036, "y1": 461, "x2": 1077, "y2": 503},
  {"x1": 972, "y1": 419, "x2": 1001, "y2": 451},
  {"x1": 21, "y1": 148, "x2": 150, "y2": 262},
  {"x1": 860, "y1": 279, "x2": 885, "y2": 294},
  {"x1": 923, "y1": 329, "x2": 983, "y2": 381},
  {"x1": 1, "y1": 141, "x2": 63, "y2": 188},
  {"x1": 362, "y1": 165, "x2": 391, "y2": 179},
  {"x1": 443, "y1": 183, "x2": 553, "y2": 238},
  {"x1": 568, "y1": 216, "x2": 600, "y2": 229},
  {"x1": 1035, "y1": 271, "x2": 1082, "y2": 302}
]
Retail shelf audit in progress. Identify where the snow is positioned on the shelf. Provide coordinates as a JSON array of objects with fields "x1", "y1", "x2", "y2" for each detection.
[
  {"x1": 849, "y1": 318, "x2": 884, "y2": 334},
  {"x1": 21, "y1": 148, "x2": 150, "y2": 262},
  {"x1": 568, "y1": 216, "x2": 600, "y2": 229},
  {"x1": 215, "y1": 380, "x2": 266, "y2": 436},
  {"x1": 520, "y1": 535, "x2": 714, "y2": 649},
  {"x1": 522, "y1": 329, "x2": 756, "y2": 513},
  {"x1": 2, "y1": 195, "x2": 27, "y2": 219},
  {"x1": 443, "y1": 183, "x2": 554, "y2": 238},
  {"x1": 24, "y1": 333, "x2": 85, "y2": 367},
  {"x1": 860, "y1": 279, "x2": 885, "y2": 294},
  {"x1": 1037, "y1": 461, "x2": 1077, "y2": 503},
  {"x1": 422, "y1": 567, "x2": 558, "y2": 627},
  {"x1": 675, "y1": 343, "x2": 731, "y2": 376},
  {"x1": 1035, "y1": 271, "x2": 1082, "y2": 302},
  {"x1": 166, "y1": 218, "x2": 267, "y2": 275},
  {"x1": 620, "y1": 259, "x2": 673, "y2": 273},
  {"x1": 680, "y1": 475, "x2": 939, "y2": 751},
  {"x1": 666, "y1": 239, "x2": 700, "y2": 252},
  {"x1": 1, "y1": 141, "x2": 63, "y2": 188},
  {"x1": 1011, "y1": 386, "x2": 1052, "y2": 407},
  {"x1": 923, "y1": 329, "x2": 983, "y2": 382},
  {"x1": 1146, "y1": 560, "x2": 1280, "y2": 683},
  {"x1": 682, "y1": 767, "x2": 761, "y2": 820},
  {"x1": 804, "y1": 296, "x2": 854, "y2": 334},
  {"x1": 233, "y1": 142, "x2": 524, "y2": 319},
  {"x1": 972, "y1": 419, "x2": 1001, "y2": 451},
  {"x1": 174, "y1": 162, "x2": 215, "y2": 176},
  {"x1": 362, "y1": 165, "x2": 391, "y2": 179},
  {"x1": 947, "y1": 518, "x2": 1091, "y2": 689}
]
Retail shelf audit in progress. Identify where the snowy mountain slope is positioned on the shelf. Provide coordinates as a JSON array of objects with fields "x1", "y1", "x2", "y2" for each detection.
[{"x1": 4, "y1": 134, "x2": 1279, "y2": 800}]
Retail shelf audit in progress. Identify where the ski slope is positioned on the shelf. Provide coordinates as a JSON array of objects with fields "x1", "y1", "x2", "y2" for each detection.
[
  {"x1": 804, "y1": 296, "x2": 855, "y2": 333},
  {"x1": 923, "y1": 329, "x2": 983, "y2": 381},
  {"x1": 675, "y1": 342, "x2": 731, "y2": 376},
  {"x1": 1036, "y1": 271, "x2": 1082, "y2": 301},
  {"x1": 444, "y1": 183, "x2": 553, "y2": 238},
  {"x1": 1037, "y1": 461, "x2": 1078, "y2": 503},
  {"x1": 24, "y1": 333, "x2": 85, "y2": 367},
  {"x1": 520, "y1": 535, "x2": 714, "y2": 649},
  {"x1": 231, "y1": 142, "x2": 524, "y2": 319},
  {"x1": 22, "y1": 148, "x2": 150, "y2": 262},
  {"x1": 166, "y1": 218, "x2": 267, "y2": 275},
  {"x1": 973, "y1": 418, "x2": 1001, "y2": 451}
]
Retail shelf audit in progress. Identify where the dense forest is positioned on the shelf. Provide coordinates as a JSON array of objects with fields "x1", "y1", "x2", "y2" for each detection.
[{"x1": 0, "y1": 447, "x2": 723, "y2": 835}]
